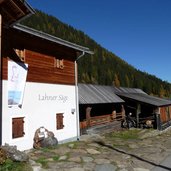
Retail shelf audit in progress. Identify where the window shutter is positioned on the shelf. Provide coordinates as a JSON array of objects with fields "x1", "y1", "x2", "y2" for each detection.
[
  {"x1": 56, "y1": 113, "x2": 64, "y2": 130},
  {"x1": 12, "y1": 117, "x2": 25, "y2": 138}
]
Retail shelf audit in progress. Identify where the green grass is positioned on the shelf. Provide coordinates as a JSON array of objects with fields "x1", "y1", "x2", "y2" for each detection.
[
  {"x1": 40, "y1": 147, "x2": 52, "y2": 153},
  {"x1": 106, "y1": 129, "x2": 141, "y2": 140},
  {"x1": 60, "y1": 141, "x2": 78, "y2": 149},
  {"x1": 52, "y1": 155, "x2": 60, "y2": 161},
  {"x1": 36, "y1": 157, "x2": 48, "y2": 168},
  {"x1": 0, "y1": 159, "x2": 33, "y2": 171},
  {"x1": 40, "y1": 144, "x2": 58, "y2": 152}
]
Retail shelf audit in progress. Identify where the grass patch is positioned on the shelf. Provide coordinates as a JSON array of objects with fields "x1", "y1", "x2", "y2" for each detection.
[
  {"x1": 40, "y1": 147, "x2": 52, "y2": 153},
  {"x1": 52, "y1": 155, "x2": 60, "y2": 161},
  {"x1": 60, "y1": 141, "x2": 79, "y2": 149},
  {"x1": 40, "y1": 144, "x2": 58, "y2": 152},
  {"x1": 0, "y1": 159, "x2": 32, "y2": 171},
  {"x1": 106, "y1": 129, "x2": 141, "y2": 140},
  {"x1": 36, "y1": 157, "x2": 48, "y2": 168}
]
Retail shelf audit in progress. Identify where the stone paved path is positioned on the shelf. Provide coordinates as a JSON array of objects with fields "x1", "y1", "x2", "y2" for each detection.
[
  {"x1": 27, "y1": 127, "x2": 171, "y2": 171},
  {"x1": 151, "y1": 153, "x2": 171, "y2": 171}
]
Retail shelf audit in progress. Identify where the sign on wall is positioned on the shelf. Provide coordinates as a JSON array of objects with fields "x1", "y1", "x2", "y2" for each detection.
[{"x1": 8, "y1": 61, "x2": 28, "y2": 107}]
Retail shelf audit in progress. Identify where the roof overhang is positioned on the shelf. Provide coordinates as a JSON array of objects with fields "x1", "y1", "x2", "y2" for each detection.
[
  {"x1": 12, "y1": 23, "x2": 93, "y2": 55},
  {"x1": 0, "y1": 0, "x2": 35, "y2": 26},
  {"x1": 117, "y1": 93, "x2": 171, "y2": 107},
  {"x1": 113, "y1": 87, "x2": 171, "y2": 107}
]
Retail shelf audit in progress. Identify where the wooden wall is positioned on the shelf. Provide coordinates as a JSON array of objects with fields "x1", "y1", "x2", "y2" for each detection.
[
  {"x1": 160, "y1": 106, "x2": 171, "y2": 123},
  {"x1": 2, "y1": 27, "x2": 78, "y2": 85},
  {"x1": 25, "y1": 50, "x2": 75, "y2": 84}
]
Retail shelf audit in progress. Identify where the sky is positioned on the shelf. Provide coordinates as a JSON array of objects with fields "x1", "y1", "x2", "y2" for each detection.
[{"x1": 27, "y1": 0, "x2": 171, "y2": 83}]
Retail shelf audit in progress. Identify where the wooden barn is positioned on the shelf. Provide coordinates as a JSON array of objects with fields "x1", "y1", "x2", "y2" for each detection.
[
  {"x1": 113, "y1": 87, "x2": 171, "y2": 130},
  {"x1": 78, "y1": 84, "x2": 125, "y2": 132},
  {"x1": 0, "y1": 0, "x2": 92, "y2": 150},
  {"x1": 78, "y1": 84, "x2": 171, "y2": 132}
]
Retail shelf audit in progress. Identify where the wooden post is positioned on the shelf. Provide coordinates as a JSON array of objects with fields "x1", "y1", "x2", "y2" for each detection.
[
  {"x1": 121, "y1": 105, "x2": 125, "y2": 119},
  {"x1": 86, "y1": 107, "x2": 92, "y2": 127},
  {"x1": 156, "y1": 113, "x2": 161, "y2": 130},
  {"x1": 136, "y1": 104, "x2": 141, "y2": 128},
  {"x1": 111, "y1": 110, "x2": 116, "y2": 121},
  {"x1": 154, "y1": 107, "x2": 162, "y2": 130}
]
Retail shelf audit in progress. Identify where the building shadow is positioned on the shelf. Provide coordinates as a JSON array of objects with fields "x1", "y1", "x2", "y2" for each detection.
[{"x1": 95, "y1": 141, "x2": 171, "y2": 171}]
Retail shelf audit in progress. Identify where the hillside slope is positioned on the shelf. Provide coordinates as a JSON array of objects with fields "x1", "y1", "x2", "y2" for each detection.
[{"x1": 21, "y1": 10, "x2": 171, "y2": 97}]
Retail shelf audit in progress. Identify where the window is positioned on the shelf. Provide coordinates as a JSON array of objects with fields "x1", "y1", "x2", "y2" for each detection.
[
  {"x1": 54, "y1": 58, "x2": 64, "y2": 69},
  {"x1": 12, "y1": 117, "x2": 25, "y2": 138},
  {"x1": 14, "y1": 49, "x2": 25, "y2": 62},
  {"x1": 56, "y1": 113, "x2": 64, "y2": 130}
]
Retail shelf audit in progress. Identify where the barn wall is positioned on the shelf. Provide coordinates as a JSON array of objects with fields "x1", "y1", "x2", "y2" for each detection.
[
  {"x1": 3, "y1": 50, "x2": 75, "y2": 84},
  {"x1": 160, "y1": 106, "x2": 171, "y2": 123}
]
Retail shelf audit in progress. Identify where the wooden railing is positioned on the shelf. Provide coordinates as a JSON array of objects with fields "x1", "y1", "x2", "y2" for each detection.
[
  {"x1": 80, "y1": 112, "x2": 124, "y2": 129},
  {"x1": 89, "y1": 114, "x2": 111, "y2": 126}
]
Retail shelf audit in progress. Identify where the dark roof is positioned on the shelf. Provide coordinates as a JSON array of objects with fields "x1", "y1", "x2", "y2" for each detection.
[
  {"x1": 113, "y1": 87, "x2": 171, "y2": 107},
  {"x1": 13, "y1": 24, "x2": 93, "y2": 55},
  {"x1": 113, "y1": 87, "x2": 147, "y2": 94},
  {"x1": 0, "y1": 0, "x2": 35, "y2": 26},
  {"x1": 78, "y1": 84, "x2": 124, "y2": 104}
]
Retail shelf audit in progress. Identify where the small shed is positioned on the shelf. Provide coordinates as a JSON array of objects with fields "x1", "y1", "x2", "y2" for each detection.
[
  {"x1": 78, "y1": 84, "x2": 125, "y2": 129},
  {"x1": 113, "y1": 87, "x2": 171, "y2": 130}
]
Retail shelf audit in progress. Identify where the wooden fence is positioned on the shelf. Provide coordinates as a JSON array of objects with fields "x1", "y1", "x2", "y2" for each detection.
[{"x1": 80, "y1": 112, "x2": 124, "y2": 129}]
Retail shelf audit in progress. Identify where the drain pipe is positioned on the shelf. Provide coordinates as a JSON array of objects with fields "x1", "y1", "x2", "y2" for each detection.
[
  {"x1": 75, "y1": 51, "x2": 85, "y2": 140},
  {"x1": 0, "y1": 14, "x2": 2, "y2": 145}
]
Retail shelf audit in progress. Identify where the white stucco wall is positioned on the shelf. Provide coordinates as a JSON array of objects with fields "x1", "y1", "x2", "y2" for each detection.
[{"x1": 2, "y1": 81, "x2": 78, "y2": 151}]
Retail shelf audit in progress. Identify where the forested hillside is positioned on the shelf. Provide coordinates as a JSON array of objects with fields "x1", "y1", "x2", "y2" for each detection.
[{"x1": 21, "y1": 10, "x2": 171, "y2": 98}]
